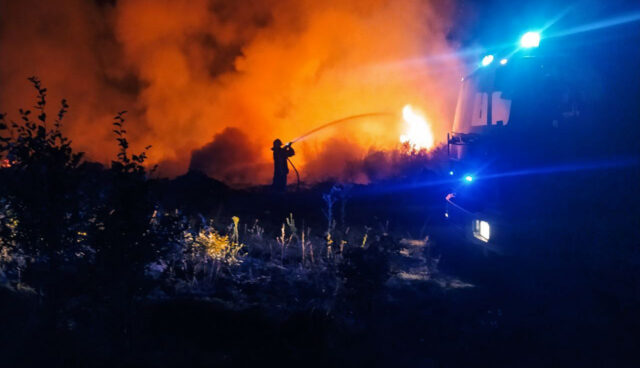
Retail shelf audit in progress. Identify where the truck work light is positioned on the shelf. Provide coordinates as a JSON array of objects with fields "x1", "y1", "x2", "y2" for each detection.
[
  {"x1": 520, "y1": 31, "x2": 541, "y2": 48},
  {"x1": 481, "y1": 54, "x2": 494, "y2": 66}
]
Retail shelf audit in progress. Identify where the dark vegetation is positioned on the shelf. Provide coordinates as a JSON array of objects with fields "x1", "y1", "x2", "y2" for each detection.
[{"x1": 1, "y1": 79, "x2": 639, "y2": 367}]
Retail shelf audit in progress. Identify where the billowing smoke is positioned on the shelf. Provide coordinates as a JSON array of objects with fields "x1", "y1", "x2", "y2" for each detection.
[
  {"x1": 0, "y1": 0, "x2": 463, "y2": 185},
  {"x1": 189, "y1": 127, "x2": 269, "y2": 185}
]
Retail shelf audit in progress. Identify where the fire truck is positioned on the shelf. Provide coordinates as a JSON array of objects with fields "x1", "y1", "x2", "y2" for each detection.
[{"x1": 443, "y1": 31, "x2": 606, "y2": 251}]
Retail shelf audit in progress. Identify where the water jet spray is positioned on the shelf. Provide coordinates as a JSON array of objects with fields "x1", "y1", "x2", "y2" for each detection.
[
  {"x1": 278, "y1": 112, "x2": 393, "y2": 190},
  {"x1": 286, "y1": 112, "x2": 393, "y2": 146}
]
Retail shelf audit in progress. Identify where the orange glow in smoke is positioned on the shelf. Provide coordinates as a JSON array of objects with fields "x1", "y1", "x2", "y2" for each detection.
[{"x1": 0, "y1": 0, "x2": 463, "y2": 185}]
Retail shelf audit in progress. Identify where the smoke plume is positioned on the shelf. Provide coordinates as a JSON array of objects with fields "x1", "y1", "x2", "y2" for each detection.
[{"x1": 0, "y1": 0, "x2": 463, "y2": 185}]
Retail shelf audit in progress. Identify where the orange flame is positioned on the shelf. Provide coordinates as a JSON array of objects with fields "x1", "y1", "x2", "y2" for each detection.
[{"x1": 400, "y1": 105, "x2": 434, "y2": 150}]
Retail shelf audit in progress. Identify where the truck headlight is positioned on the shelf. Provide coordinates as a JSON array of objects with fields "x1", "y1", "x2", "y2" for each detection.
[{"x1": 473, "y1": 219, "x2": 490, "y2": 242}]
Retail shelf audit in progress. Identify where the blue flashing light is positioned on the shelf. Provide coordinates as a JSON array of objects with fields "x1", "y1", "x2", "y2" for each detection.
[
  {"x1": 520, "y1": 31, "x2": 541, "y2": 48},
  {"x1": 464, "y1": 175, "x2": 474, "y2": 182},
  {"x1": 449, "y1": 170, "x2": 454, "y2": 176},
  {"x1": 500, "y1": 58, "x2": 508, "y2": 65},
  {"x1": 481, "y1": 54, "x2": 494, "y2": 67}
]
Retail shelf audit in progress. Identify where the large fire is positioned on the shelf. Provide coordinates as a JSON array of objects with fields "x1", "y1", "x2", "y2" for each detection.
[
  {"x1": 0, "y1": 0, "x2": 463, "y2": 185},
  {"x1": 400, "y1": 104, "x2": 435, "y2": 150}
]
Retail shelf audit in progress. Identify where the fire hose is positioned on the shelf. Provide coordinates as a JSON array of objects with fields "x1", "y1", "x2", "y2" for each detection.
[{"x1": 287, "y1": 157, "x2": 300, "y2": 191}]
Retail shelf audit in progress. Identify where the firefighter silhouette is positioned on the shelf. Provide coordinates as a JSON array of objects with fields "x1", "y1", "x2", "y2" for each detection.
[{"x1": 272, "y1": 139, "x2": 295, "y2": 192}]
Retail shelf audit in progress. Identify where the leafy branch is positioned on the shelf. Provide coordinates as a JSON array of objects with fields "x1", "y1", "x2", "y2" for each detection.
[
  {"x1": 0, "y1": 76, "x2": 82, "y2": 169},
  {"x1": 111, "y1": 111, "x2": 155, "y2": 175}
]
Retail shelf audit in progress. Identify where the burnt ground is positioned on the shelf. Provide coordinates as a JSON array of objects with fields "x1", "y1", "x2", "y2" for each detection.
[{"x1": 1, "y1": 167, "x2": 640, "y2": 367}]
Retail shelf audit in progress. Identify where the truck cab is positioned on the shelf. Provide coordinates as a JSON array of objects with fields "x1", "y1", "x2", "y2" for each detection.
[{"x1": 445, "y1": 32, "x2": 593, "y2": 250}]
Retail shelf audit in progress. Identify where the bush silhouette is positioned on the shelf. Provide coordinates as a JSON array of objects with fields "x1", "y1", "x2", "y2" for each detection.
[
  {"x1": 0, "y1": 77, "x2": 90, "y2": 328},
  {"x1": 0, "y1": 78, "x2": 176, "y2": 340}
]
